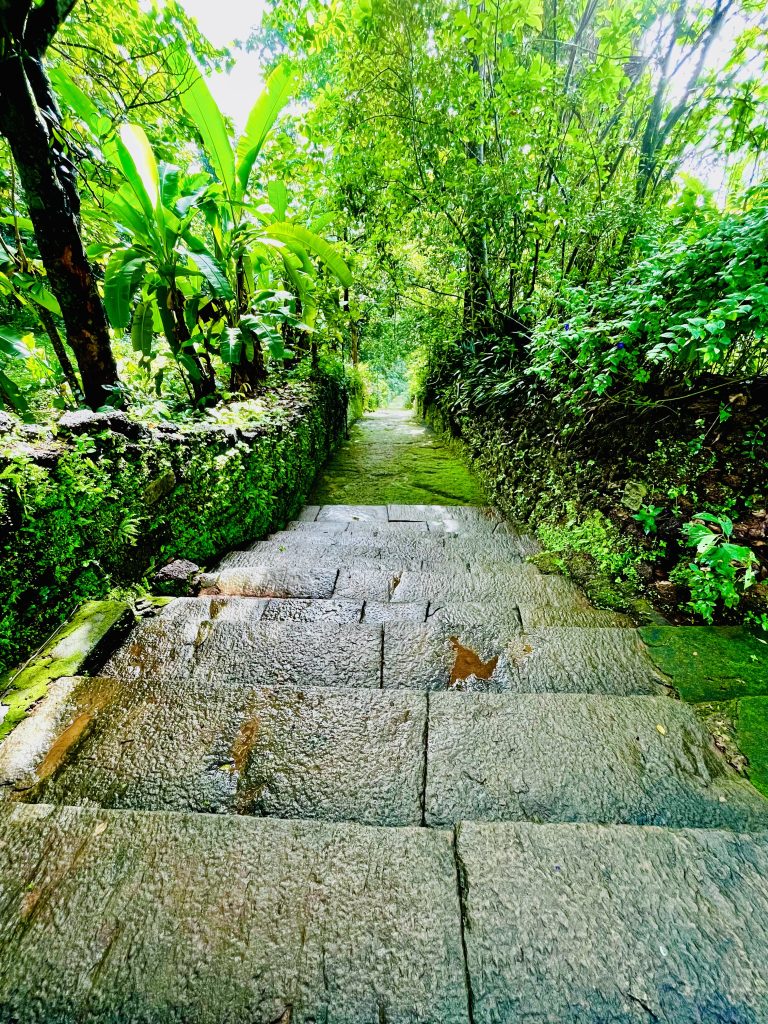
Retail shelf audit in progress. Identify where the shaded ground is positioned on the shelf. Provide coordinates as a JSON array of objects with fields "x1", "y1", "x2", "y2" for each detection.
[{"x1": 310, "y1": 400, "x2": 485, "y2": 506}]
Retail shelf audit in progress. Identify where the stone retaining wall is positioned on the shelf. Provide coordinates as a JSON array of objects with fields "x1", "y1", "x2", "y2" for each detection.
[{"x1": 0, "y1": 371, "x2": 348, "y2": 676}]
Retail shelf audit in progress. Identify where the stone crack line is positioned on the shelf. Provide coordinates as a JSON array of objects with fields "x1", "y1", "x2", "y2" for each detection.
[
  {"x1": 419, "y1": 693, "x2": 430, "y2": 827},
  {"x1": 452, "y1": 825, "x2": 476, "y2": 1024}
]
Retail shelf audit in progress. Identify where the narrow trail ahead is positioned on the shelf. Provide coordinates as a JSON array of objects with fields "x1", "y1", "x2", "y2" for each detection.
[
  {"x1": 1, "y1": 408, "x2": 768, "y2": 1021},
  {"x1": 310, "y1": 398, "x2": 484, "y2": 506}
]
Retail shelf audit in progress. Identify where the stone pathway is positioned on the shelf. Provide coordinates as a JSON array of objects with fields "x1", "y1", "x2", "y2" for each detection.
[
  {"x1": 309, "y1": 400, "x2": 485, "y2": 506},
  {"x1": 1, "y1": 418, "x2": 768, "y2": 1019}
]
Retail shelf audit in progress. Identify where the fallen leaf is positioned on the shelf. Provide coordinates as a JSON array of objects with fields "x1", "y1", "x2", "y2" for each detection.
[{"x1": 656, "y1": 724, "x2": 667, "y2": 736}]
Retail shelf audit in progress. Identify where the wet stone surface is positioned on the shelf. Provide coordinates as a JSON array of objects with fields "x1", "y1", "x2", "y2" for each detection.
[
  {"x1": 0, "y1": 804, "x2": 469, "y2": 1023},
  {"x1": 4, "y1": 479, "x2": 768, "y2": 1021},
  {"x1": 101, "y1": 619, "x2": 383, "y2": 689},
  {"x1": 458, "y1": 820, "x2": 768, "y2": 1023},
  {"x1": 427, "y1": 693, "x2": 768, "y2": 830},
  {"x1": 4, "y1": 680, "x2": 426, "y2": 825}
]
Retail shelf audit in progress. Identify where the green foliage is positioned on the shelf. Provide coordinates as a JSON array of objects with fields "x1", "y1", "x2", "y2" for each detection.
[
  {"x1": 529, "y1": 188, "x2": 768, "y2": 410},
  {"x1": 671, "y1": 512, "x2": 759, "y2": 622}
]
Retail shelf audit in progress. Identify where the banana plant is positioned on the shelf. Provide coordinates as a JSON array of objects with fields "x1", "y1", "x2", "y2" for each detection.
[
  {"x1": 96, "y1": 123, "x2": 233, "y2": 403},
  {"x1": 169, "y1": 51, "x2": 352, "y2": 390}
]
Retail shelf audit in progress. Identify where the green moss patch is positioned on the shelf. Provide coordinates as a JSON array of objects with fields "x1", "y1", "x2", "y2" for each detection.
[
  {"x1": 737, "y1": 698, "x2": 768, "y2": 797},
  {"x1": 640, "y1": 626, "x2": 768, "y2": 703},
  {"x1": 310, "y1": 406, "x2": 485, "y2": 506},
  {"x1": 0, "y1": 600, "x2": 132, "y2": 741}
]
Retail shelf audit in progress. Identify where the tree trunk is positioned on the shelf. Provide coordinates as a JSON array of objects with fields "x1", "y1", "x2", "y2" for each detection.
[{"x1": 0, "y1": 51, "x2": 120, "y2": 409}]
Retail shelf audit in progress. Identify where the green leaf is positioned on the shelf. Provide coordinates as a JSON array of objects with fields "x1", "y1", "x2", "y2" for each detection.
[
  {"x1": 184, "y1": 249, "x2": 234, "y2": 299},
  {"x1": 49, "y1": 67, "x2": 103, "y2": 135},
  {"x1": 23, "y1": 280, "x2": 61, "y2": 315},
  {"x1": 169, "y1": 49, "x2": 235, "y2": 205},
  {"x1": 267, "y1": 222, "x2": 352, "y2": 287},
  {"x1": 0, "y1": 330, "x2": 34, "y2": 360},
  {"x1": 267, "y1": 180, "x2": 289, "y2": 220},
  {"x1": 219, "y1": 326, "x2": 242, "y2": 364},
  {"x1": 114, "y1": 124, "x2": 161, "y2": 227},
  {"x1": 131, "y1": 301, "x2": 154, "y2": 356},
  {"x1": 104, "y1": 249, "x2": 147, "y2": 329},
  {"x1": 236, "y1": 62, "x2": 296, "y2": 198},
  {"x1": 0, "y1": 369, "x2": 27, "y2": 413}
]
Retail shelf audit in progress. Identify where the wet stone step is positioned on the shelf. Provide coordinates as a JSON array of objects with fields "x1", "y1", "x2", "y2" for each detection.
[
  {"x1": 100, "y1": 619, "x2": 383, "y2": 688},
  {"x1": 426, "y1": 693, "x2": 768, "y2": 830},
  {"x1": 0, "y1": 804, "x2": 469, "y2": 1023},
  {"x1": 276, "y1": 523, "x2": 533, "y2": 554},
  {"x1": 197, "y1": 566, "x2": 339, "y2": 598},
  {"x1": 391, "y1": 568, "x2": 590, "y2": 607},
  {"x1": 1, "y1": 679, "x2": 427, "y2": 826},
  {"x1": 457, "y1": 820, "x2": 768, "y2": 1023},
  {"x1": 218, "y1": 549, "x2": 434, "y2": 572},
  {"x1": 384, "y1": 625, "x2": 666, "y2": 694}
]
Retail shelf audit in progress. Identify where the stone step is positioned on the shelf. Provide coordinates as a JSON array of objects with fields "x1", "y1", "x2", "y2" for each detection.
[
  {"x1": 5, "y1": 678, "x2": 766, "y2": 833},
  {"x1": 156, "y1": 595, "x2": 431, "y2": 625},
  {"x1": 196, "y1": 564, "x2": 607, "y2": 614},
  {"x1": 0, "y1": 804, "x2": 469, "y2": 1023},
  {"x1": 100, "y1": 618, "x2": 384, "y2": 688},
  {"x1": 425, "y1": 692, "x2": 768, "y2": 831},
  {"x1": 384, "y1": 624, "x2": 665, "y2": 693},
  {"x1": 0, "y1": 680, "x2": 427, "y2": 825},
  {"x1": 262, "y1": 529, "x2": 531, "y2": 561},
  {"x1": 102, "y1": 614, "x2": 654, "y2": 693},
  {"x1": 457, "y1": 820, "x2": 768, "y2": 1023}
]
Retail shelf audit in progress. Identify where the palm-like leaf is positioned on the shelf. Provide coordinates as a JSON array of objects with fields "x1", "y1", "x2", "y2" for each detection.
[
  {"x1": 169, "y1": 50, "x2": 236, "y2": 207},
  {"x1": 236, "y1": 63, "x2": 296, "y2": 199},
  {"x1": 266, "y1": 222, "x2": 352, "y2": 288}
]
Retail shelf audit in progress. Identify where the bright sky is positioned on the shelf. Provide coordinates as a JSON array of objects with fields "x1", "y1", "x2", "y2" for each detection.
[{"x1": 178, "y1": 0, "x2": 267, "y2": 129}]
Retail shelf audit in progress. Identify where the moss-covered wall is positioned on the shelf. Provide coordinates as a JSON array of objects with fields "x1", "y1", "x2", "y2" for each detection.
[{"x1": 0, "y1": 371, "x2": 348, "y2": 676}]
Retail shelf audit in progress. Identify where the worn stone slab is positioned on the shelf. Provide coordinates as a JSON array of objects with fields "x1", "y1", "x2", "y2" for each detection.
[
  {"x1": 0, "y1": 804, "x2": 469, "y2": 1023},
  {"x1": 389, "y1": 624, "x2": 664, "y2": 694},
  {"x1": 282, "y1": 520, "x2": 348, "y2": 534},
  {"x1": 426, "y1": 601, "x2": 523, "y2": 628},
  {"x1": 519, "y1": 604, "x2": 634, "y2": 628},
  {"x1": 363, "y1": 601, "x2": 429, "y2": 624},
  {"x1": 157, "y1": 596, "x2": 268, "y2": 624},
  {"x1": 426, "y1": 692, "x2": 768, "y2": 830},
  {"x1": 4, "y1": 680, "x2": 426, "y2": 825},
  {"x1": 391, "y1": 568, "x2": 587, "y2": 606},
  {"x1": 335, "y1": 567, "x2": 396, "y2": 602},
  {"x1": 439, "y1": 534, "x2": 534, "y2": 560},
  {"x1": 261, "y1": 598, "x2": 364, "y2": 623},
  {"x1": 384, "y1": 624, "x2": 517, "y2": 692},
  {"x1": 505, "y1": 628, "x2": 668, "y2": 694},
  {"x1": 218, "y1": 549, "x2": 420, "y2": 573},
  {"x1": 388, "y1": 504, "x2": 501, "y2": 529},
  {"x1": 102, "y1": 619, "x2": 383, "y2": 689},
  {"x1": 197, "y1": 566, "x2": 338, "y2": 598},
  {"x1": 317, "y1": 504, "x2": 388, "y2": 521},
  {"x1": 458, "y1": 820, "x2": 768, "y2": 1023}
]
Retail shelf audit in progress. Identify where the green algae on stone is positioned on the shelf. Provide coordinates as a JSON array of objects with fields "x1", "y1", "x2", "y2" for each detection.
[
  {"x1": 737, "y1": 697, "x2": 768, "y2": 797},
  {"x1": 310, "y1": 404, "x2": 485, "y2": 507},
  {"x1": 0, "y1": 600, "x2": 133, "y2": 741},
  {"x1": 640, "y1": 625, "x2": 768, "y2": 703}
]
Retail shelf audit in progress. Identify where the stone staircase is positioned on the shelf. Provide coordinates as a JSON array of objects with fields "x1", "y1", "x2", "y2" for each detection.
[{"x1": 1, "y1": 503, "x2": 768, "y2": 1022}]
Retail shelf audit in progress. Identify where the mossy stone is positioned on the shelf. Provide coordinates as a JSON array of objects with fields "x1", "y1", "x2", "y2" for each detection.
[
  {"x1": 0, "y1": 600, "x2": 133, "y2": 741},
  {"x1": 640, "y1": 625, "x2": 768, "y2": 703}
]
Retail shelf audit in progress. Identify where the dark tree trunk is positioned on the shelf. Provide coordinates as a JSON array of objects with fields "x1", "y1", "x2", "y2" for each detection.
[{"x1": 0, "y1": 13, "x2": 120, "y2": 410}]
